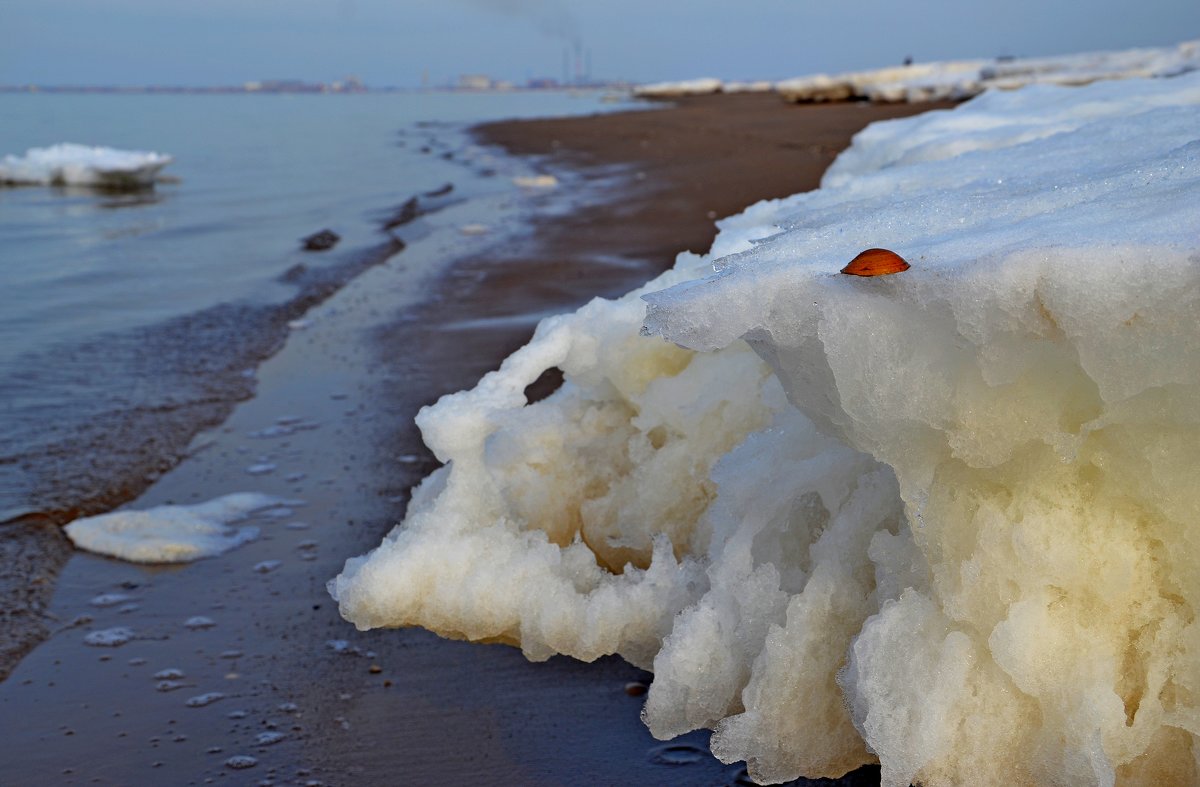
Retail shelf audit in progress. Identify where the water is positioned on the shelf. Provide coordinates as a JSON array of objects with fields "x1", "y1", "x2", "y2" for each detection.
[{"x1": 0, "y1": 90, "x2": 634, "y2": 522}]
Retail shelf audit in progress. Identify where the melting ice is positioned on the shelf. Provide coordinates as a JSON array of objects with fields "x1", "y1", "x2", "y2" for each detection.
[
  {"x1": 331, "y1": 72, "x2": 1200, "y2": 786},
  {"x1": 0, "y1": 143, "x2": 172, "y2": 189}
]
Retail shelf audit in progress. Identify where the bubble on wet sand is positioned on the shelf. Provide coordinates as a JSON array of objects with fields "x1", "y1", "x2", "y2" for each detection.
[
  {"x1": 259, "y1": 506, "x2": 298, "y2": 519},
  {"x1": 649, "y1": 743, "x2": 709, "y2": 766},
  {"x1": 83, "y1": 627, "x2": 134, "y2": 647},
  {"x1": 255, "y1": 731, "x2": 285, "y2": 746},
  {"x1": 185, "y1": 692, "x2": 226, "y2": 708},
  {"x1": 184, "y1": 616, "x2": 216, "y2": 630},
  {"x1": 224, "y1": 755, "x2": 258, "y2": 770},
  {"x1": 89, "y1": 592, "x2": 133, "y2": 607}
]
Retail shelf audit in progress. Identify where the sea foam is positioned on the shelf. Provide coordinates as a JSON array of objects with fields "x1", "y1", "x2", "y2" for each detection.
[
  {"x1": 66, "y1": 493, "x2": 289, "y2": 563},
  {"x1": 331, "y1": 72, "x2": 1200, "y2": 785},
  {"x1": 0, "y1": 143, "x2": 172, "y2": 188}
]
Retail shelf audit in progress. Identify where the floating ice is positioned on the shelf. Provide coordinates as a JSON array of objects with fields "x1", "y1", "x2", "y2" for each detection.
[
  {"x1": 331, "y1": 73, "x2": 1200, "y2": 786},
  {"x1": 0, "y1": 143, "x2": 172, "y2": 188},
  {"x1": 65, "y1": 493, "x2": 287, "y2": 563}
]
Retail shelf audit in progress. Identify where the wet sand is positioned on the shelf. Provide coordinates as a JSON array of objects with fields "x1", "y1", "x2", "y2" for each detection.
[{"x1": 0, "y1": 93, "x2": 947, "y2": 785}]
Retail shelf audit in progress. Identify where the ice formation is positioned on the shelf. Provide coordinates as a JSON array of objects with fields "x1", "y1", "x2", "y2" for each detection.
[
  {"x1": 0, "y1": 143, "x2": 172, "y2": 188},
  {"x1": 633, "y1": 40, "x2": 1199, "y2": 104},
  {"x1": 332, "y1": 72, "x2": 1200, "y2": 786},
  {"x1": 777, "y1": 39, "x2": 1199, "y2": 103},
  {"x1": 633, "y1": 77, "x2": 724, "y2": 97},
  {"x1": 65, "y1": 493, "x2": 288, "y2": 563}
]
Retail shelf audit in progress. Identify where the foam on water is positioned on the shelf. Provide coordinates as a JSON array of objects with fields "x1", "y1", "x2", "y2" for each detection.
[
  {"x1": 65, "y1": 492, "x2": 289, "y2": 563},
  {"x1": 331, "y1": 73, "x2": 1200, "y2": 785}
]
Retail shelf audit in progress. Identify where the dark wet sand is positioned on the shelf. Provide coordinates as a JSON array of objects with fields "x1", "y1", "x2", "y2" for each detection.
[{"x1": 0, "y1": 93, "x2": 947, "y2": 786}]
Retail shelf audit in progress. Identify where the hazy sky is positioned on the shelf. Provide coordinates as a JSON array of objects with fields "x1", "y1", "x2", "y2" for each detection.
[{"x1": 3, "y1": 0, "x2": 1199, "y2": 87}]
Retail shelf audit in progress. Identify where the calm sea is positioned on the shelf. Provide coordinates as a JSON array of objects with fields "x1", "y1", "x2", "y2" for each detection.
[{"x1": 0, "y1": 90, "x2": 633, "y2": 522}]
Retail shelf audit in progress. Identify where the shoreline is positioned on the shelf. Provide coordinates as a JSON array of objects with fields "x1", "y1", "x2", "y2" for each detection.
[{"x1": 0, "y1": 93, "x2": 943, "y2": 784}]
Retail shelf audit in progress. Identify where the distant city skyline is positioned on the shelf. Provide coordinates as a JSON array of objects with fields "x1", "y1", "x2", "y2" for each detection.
[{"x1": 3, "y1": 0, "x2": 1199, "y2": 88}]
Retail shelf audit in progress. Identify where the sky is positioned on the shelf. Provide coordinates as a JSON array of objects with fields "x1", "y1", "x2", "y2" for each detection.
[{"x1": 2, "y1": 0, "x2": 1199, "y2": 87}]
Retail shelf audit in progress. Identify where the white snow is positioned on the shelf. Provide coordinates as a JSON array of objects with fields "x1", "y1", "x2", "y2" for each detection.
[
  {"x1": 65, "y1": 493, "x2": 290, "y2": 563},
  {"x1": 331, "y1": 70, "x2": 1200, "y2": 785},
  {"x1": 0, "y1": 143, "x2": 172, "y2": 188}
]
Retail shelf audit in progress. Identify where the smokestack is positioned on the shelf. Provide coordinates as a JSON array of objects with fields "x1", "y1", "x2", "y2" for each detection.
[{"x1": 562, "y1": 47, "x2": 569, "y2": 86}]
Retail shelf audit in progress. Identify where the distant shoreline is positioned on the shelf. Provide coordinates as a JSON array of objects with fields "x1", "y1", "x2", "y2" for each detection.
[{"x1": 0, "y1": 84, "x2": 631, "y2": 95}]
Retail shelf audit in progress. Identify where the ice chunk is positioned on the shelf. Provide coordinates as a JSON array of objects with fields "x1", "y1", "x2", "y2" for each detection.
[
  {"x1": 65, "y1": 492, "x2": 287, "y2": 563},
  {"x1": 0, "y1": 143, "x2": 172, "y2": 189},
  {"x1": 332, "y1": 72, "x2": 1200, "y2": 786},
  {"x1": 634, "y1": 78, "x2": 723, "y2": 97}
]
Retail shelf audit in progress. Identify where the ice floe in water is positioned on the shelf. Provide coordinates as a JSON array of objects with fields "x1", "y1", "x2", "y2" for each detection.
[
  {"x1": 331, "y1": 72, "x2": 1200, "y2": 786},
  {"x1": 65, "y1": 493, "x2": 290, "y2": 563},
  {"x1": 0, "y1": 143, "x2": 172, "y2": 189}
]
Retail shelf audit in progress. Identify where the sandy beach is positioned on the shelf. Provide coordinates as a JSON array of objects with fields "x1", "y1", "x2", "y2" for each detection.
[{"x1": 0, "y1": 93, "x2": 945, "y2": 785}]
